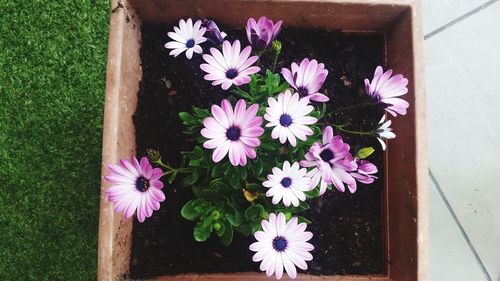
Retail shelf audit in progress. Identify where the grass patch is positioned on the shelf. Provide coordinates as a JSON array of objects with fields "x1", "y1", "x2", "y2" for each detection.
[{"x1": 0, "y1": 1, "x2": 109, "y2": 280}]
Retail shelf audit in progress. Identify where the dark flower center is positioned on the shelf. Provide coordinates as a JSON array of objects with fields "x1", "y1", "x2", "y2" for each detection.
[
  {"x1": 135, "y1": 176, "x2": 150, "y2": 192},
  {"x1": 297, "y1": 87, "x2": 308, "y2": 97},
  {"x1": 280, "y1": 177, "x2": 292, "y2": 188},
  {"x1": 279, "y1": 114, "x2": 293, "y2": 127},
  {"x1": 185, "y1": 39, "x2": 195, "y2": 48},
  {"x1": 272, "y1": 236, "x2": 288, "y2": 252},
  {"x1": 226, "y1": 126, "x2": 241, "y2": 141},
  {"x1": 226, "y1": 69, "x2": 238, "y2": 79},
  {"x1": 319, "y1": 149, "x2": 334, "y2": 162}
]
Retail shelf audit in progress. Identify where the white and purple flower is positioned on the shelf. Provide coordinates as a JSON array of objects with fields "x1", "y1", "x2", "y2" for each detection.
[
  {"x1": 250, "y1": 213, "x2": 314, "y2": 279},
  {"x1": 201, "y1": 99, "x2": 264, "y2": 166},
  {"x1": 300, "y1": 126, "x2": 357, "y2": 195},
  {"x1": 246, "y1": 16, "x2": 283, "y2": 51},
  {"x1": 348, "y1": 158, "x2": 378, "y2": 193},
  {"x1": 200, "y1": 40, "x2": 260, "y2": 90},
  {"x1": 104, "y1": 157, "x2": 165, "y2": 222},
  {"x1": 374, "y1": 115, "x2": 396, "y2": 151},
  {"x1": 264, "y1": 90, "x2": 318, "y2": 147},
  {"x1": 263, "y1": 161, "x2": 311, "y2": 207},
  {"x1": 281, "y1": 58, "x2": 329, "y2": 102},
  {"x1": 164, "y1": 18, "x2": 207, "y2": 59},
  {"x1": 365, "y1": 66, "x2": 409, "y2": 117}
]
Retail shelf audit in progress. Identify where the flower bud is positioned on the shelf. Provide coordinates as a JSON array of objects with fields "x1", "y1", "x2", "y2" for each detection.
[
  {"x1": 211, "y1": 210, "x2": 221, "y2": 220},
  {"x1": 272, "y1": 40, "x2": 282, "y2": 54},
  {"x1": 146, "y1": 149, "x2": 161, "y2": 163},
  {"x1": 201, "y1": 19, "x2": 226, "y2": 45},
  {"x1": 214, "y1": 222, "x2": 222, "y2": 231},
  {"x1": 357, "y1": 147, "x2": 375, "y2": 159},
  {"x1": 245, "y1": 16, "x2": 283, "y2": 51}
]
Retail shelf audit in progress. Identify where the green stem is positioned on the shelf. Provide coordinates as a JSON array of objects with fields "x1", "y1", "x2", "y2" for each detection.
[
  {"x1": 331, "y1": 101, "x2": 375, "y2": 114},
  {"x1": 155, "y1": 160, "x2": 193, "y2": 176},
  {"x1": 272, "y1": 51, "x2": 280, "y2": 73},
  {"x1": 154, "y1": 160, "x2": 175, "y2": 170},
  {"x1": 161, "y1": 168, "x2": 193, "y2": 177},
  {"x1": 255, "y1": 50, "x2": 264, "y2": 66},
  {"x1": 234, "y1": 85, "x2": 253, "y2": 101},
  {"x1": 333, "y1": 124, "x2": 373, "y2": 136}
]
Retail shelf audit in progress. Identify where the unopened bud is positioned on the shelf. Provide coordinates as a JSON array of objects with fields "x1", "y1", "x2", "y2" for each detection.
[
  {"x1": 272, "y1": 40, "x2": 282, "y2": 54},
  {"x1": 357, "y1": 147, "x2": 375, "y2": 159},
  {"x1": 214, "y1": 222, "x2": 222, "y2": 231},
  {"x1": 146, "y1": 149, "x2": 162, "y2": 163},
  {"x1": 211, "y1": 210, "x2": 220, "y2": 220}
]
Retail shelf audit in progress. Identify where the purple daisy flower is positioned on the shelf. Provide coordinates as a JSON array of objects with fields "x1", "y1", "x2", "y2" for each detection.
[
  {"x1": 365, "y1": 66, "x2": 409, "y2": 116},
  {"x1": 164, "y1": 18, "x2": 207, "y2": 59},
  {"x1": 104, "y1": 156, "x2": 165, "y2": 223},
  {"x1": 245, "y1": 16, "x2": 282, "y2": 51},
  {"x1": 264, "y1": 90, "x2": 318, "y2": 147},
  {"x1": 201, "y1": 99, "x2": 264, "y2": 166},
  {"x1": 200, "y1": 40, "x2": 260, "y2": 90},
  {"x1": 249, "y1": 213, "x2": 314, "y2": 279},
  {"x1": 348, "y1": 158, "x2": 378, "y2": 193},
  {"x1": 263, "y1": 161, "x2": 312, "y2": 207},
  {"x1": 300, "y1": 126, "x2": 357, "y2": 195},
  {"x1": 281, "y1": 58, "x2": 329, "y2": 102}
]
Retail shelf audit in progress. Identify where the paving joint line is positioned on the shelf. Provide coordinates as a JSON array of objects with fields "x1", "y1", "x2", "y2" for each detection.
[
  {"x1": 424, "y1": 0, "x2": 499, "y2": 40},
  {"x1": 429, "y1": 169, "x2": 493, "y2": 281}
]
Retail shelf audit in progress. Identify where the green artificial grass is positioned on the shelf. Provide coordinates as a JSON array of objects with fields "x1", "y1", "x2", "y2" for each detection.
[{"x1": 0, "y1": 1, "x2": 109, "y2": 280}]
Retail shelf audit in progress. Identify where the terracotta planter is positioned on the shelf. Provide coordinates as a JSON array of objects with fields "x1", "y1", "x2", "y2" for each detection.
[{"x1": 98, "y1": 0, "x2": 427, "y2": 280}]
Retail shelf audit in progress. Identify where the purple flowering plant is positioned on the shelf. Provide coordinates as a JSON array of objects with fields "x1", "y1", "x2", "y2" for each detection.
[{"x1": 103, "y1": 16, "x2": 410, "y2": 279}]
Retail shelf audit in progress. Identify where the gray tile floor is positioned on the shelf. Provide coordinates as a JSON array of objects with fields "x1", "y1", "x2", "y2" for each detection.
[{"x1": 423, "y1": 0, "x2": 500, "y2": 280}]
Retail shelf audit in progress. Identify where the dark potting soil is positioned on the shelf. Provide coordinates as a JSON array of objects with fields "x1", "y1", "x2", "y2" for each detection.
[{"x1": 131, "y1": 23, "x2": 386, "y2": 278}]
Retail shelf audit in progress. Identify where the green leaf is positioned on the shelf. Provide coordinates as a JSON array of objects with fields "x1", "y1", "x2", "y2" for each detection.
[
  {"x1": 305, "y1": 187, "x2": 321, "y2": 198},
  {"x1": 260, "y1": 143, "x2": 276, "y2": 151},
  {"x1": 245, "y1": 204, "x2": 265, "y2": 220},
  {"x1": 193, "y1": 107, "x2": 209, "y2": 117},
  {"x1": 167, "y1": 171, "x2": 178, "y2": 184},
  {"x1": 188, "y1": 159, "x2": 201, "y2": 167},
  {"x1": 226, "y1": 205, "x2": 243, "y2": 227},
  {"x1": 229, "y1": 172, "x2": 240, "y2": 189},
  {"x1": 297, "y1": 216, "x2": 312, "y2": 224},
  {"x1": 276, "y1": 82, "x2": 289, "y2": 93},
  {"x1": 194, "y1": 221, "x2": 211, "y2": 242},
  {"x1": 199, "y1": 189, "x2": 221, "y2": 201},
  {"x1": 182, "y1": 172, "x2": 199, "y2": 186},
  {"x1": 179, "y1": 112, "x2": 194, "y2": 122},
  {"x1": 193, "y1": 146, "x2": 204, "y2": 159},
  {"x1": 223, "y1": 165, "x2": 234, "y2": 177},
  {"x1": 245, "y1": 183, "x2": 261, "y2": 192},
  {"x1": 220, "y1": 220, "x2": 233, "y2": 246},
  {"x1": 211, "y1": 164, "x2": 224, "y2": 178},
  {"x1": 252, "y1": 158, "x2": 264, "y2": 176},
  {"x1": 239, "y1": 167, "x2": 247, "y2": 181},
  {"x1": 191, "y1": 199, "x2": 210, "y2": 214},
  {"x1": 210, "y1": 180, "x2": 231, "y2": 192},
  {"x1": 310, "y1": 110, "x2": 321, "y2": 118},
  {"x1": 319, "y1": 102, "x2": 327, "y2": 118},
  {"x1": 236, "y1": 223, "x2": 252, "y2": 236},
  {"x1": 250, "y1": 219, "x2": 262, "y2": 233},
  {"x1": 181, "y1": 200, "x2": 200, "y2": 221}
]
